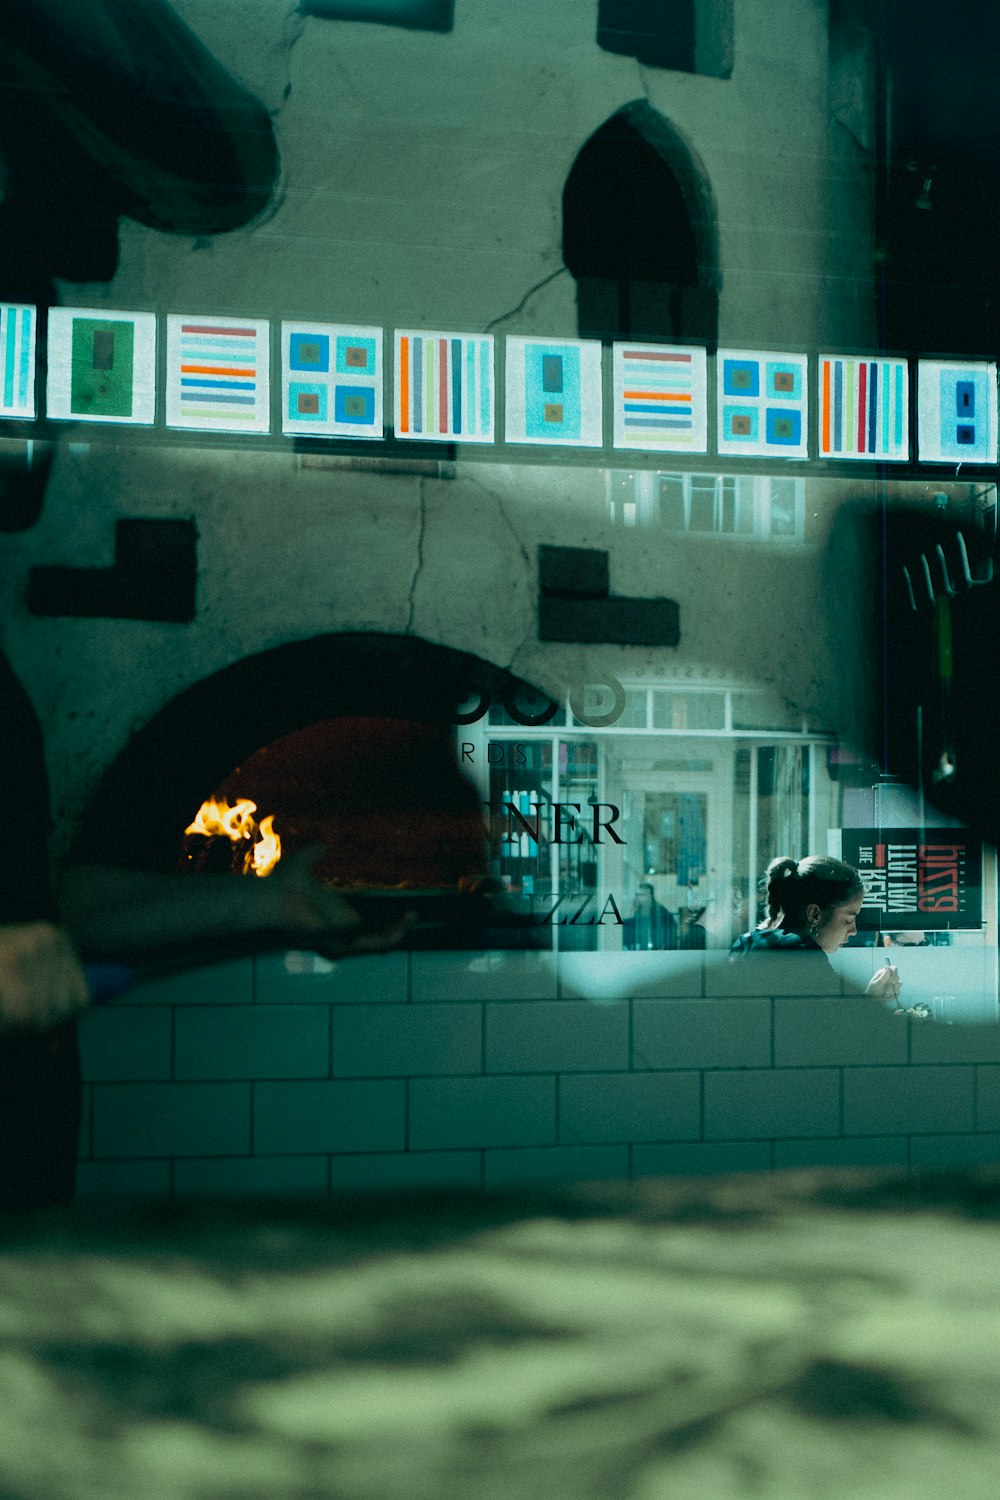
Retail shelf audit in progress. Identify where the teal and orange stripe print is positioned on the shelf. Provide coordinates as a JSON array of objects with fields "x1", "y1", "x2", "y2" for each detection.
[
  {"x1": 819, "y1": 356, "x2": 908, "y2": 460},
  {"x1": 0, "y1": 304, "x2": 35, "y2": 418}
]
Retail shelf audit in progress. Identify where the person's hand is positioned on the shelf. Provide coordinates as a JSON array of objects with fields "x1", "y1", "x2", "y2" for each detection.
[
  {"x1": 0, "y1": 922, "x2": 90, "y2": 1030},
  {"x1": 866, "y1": 964, "x2": 902, "y2": 1004},
  {"x1": 265, "y1": 847, "x2": 414, "y2": 955}
]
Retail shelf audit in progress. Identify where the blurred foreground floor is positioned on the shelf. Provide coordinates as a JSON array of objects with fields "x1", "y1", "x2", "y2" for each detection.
[{"x1": 2, "y1": 1170, "x2": 1000, "y2": 1499}]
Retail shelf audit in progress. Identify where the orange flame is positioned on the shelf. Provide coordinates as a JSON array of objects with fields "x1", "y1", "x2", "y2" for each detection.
[
  {"x1": 184, "y1": 795, "x2": 282, "y2": 877},
  {"x1": 250, "y1": 814, "x2": 282, "y2": 877}
]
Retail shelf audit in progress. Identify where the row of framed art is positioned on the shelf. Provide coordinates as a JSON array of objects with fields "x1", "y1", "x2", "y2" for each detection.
[{"x1": 0, "y1": 302, "x2": 996, "y2": 464}]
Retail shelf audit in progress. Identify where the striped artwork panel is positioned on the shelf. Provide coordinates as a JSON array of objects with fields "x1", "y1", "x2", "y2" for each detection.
[
  {"x1": 819, "y1": 355, "x2": 908, "y2": 461},
  {"x1": 716, "y1": 350, "x2": 808, "y2": 458},
  {"x1": 47, "y1": 308, "x2": 157, "y2": 425},
  {"x1": 917, "y1": 360, "x2": 997, "y2": 464},
  {"x1": 612, "y1": 342, "x2": 707, "y2": 452},
  {"x1": 394, "y1": 331, "x2": 494, "y2": 442},
  {"x1": 166, "y1": 315, "x2": 270, "y2": 433},
  {"x1": 0, "y1": 303, "x2": 36, "y2": 420},
  {"x1": 504, "y1": 335, "x2": 603, "y2": 447},
  {"x1": 282, "y1": 323, "x2": 383, "y2": 438}
]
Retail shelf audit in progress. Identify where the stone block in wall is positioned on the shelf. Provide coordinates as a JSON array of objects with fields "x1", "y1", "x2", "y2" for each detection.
[
  {"x1": 124, "y1": 960, "x2": 253, "y2": 1006},
  {"x1": 411, "y1": 950, "x2": 556, "y2": 1003},
  {"x1": 254, "y1": 1081, "x2": 405, "y2": 1154},
  {"x1": 332, "y1": 1004, "x2": 482, "y2": 1077},
  {"x1": 92, "y1": 1082, "x2": 251, "y2": 1158},
  {"x1": 773, "y1": 1138, "x2": 910, "y2": 1171},
  {"x1": 632, "y1": 1142, "x2": 771, "y2": 1178},
  {"x1": 909, "y1": 1135, "x2": 1000, "y2": 1169},
  {"x1": 75, "y1": 1160, "x2": 172, "y2": 1198},
  {"x1": 79, "y1": 1006, "x2": 173, "y2": 1082},
  {"x1": 485, "y1": 1001, "x2": 628, "y2": 1074},
  {"x1": 408, "y1": 1077, "x2": 556, "y2": 1150},
  {"x1": 975, "y1": 1066, "x2": 1000, "y2": 1133},
  {"x1": 255, "y1": 951, "x2": 408, "y2": 1005},
  {"x1": 842, "y1": 1066, "x2": 975, "y2": 1137},
  {"x1": 558, "y1": 951, "x2": 703, "y2": 1001},
  {"x1": 704, "y1": 1069, "x2": 840, "y2": 1140},
  {"x1": 705, "y1": 954, "x2": 842, "y2": 998},
  {"x1": 173, "y1": 1156, "x2": 329, "y2": 1196},
  {"x1": 632, "y1": 999, "x2": 770, "y2": 1070},
  {"x1": 911, "y1": 1024, "x2": 1000, "y2": 1066},
  {"x1": 328, "y1": 1151, "x2": 482, "y2": 1193},
  {"x1": 774, "y1": 996, "x2": 908, "y2": 1067},
  {"x1": 483, "y1": 1145, "x2": 629, "y2": 1189},
  {"x1": 174, "y1": 1005, "x2": 329, "y2": 1080},
  {"x1": 559, "y1": 1072, "x2": 701, "y2": 1145}
]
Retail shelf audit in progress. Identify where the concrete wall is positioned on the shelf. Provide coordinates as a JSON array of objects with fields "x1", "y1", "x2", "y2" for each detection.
[
  {"x1": 0, "y1": 0, "x2": 876, "y2": 845},
  {"x1": 76, "y1": 949, "x2": 1000, "y2": 1198}
]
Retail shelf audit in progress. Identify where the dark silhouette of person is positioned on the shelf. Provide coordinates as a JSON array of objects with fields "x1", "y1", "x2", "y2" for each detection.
[{"x1": 623, "y1": 883, "x2": 678, "y2": 950}]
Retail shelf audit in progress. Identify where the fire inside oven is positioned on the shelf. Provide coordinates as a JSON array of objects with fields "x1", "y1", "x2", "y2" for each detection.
[{"x1": 178, "y1": 716, "x2": 490, "y2": 893}]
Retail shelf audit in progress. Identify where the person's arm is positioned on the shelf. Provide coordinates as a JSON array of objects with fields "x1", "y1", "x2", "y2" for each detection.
[
  {"x1": 0, "y1": 655, "x2": 90, "y2": 1026},
  {"x1": 866, "y1": 964, "x2": 902, "y2": 1003},
  {"x1": 0, "y1": 922, "x2": 90, "y2": 1029},
  {"x1": 58, "y1": 846, "x2": 411, "y2": 967}
]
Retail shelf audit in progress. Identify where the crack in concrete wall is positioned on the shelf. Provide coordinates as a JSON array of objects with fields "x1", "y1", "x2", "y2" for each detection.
[
  {"x1": 484, "y1": 267, "x2": 570, "y2": 334},
  {"x1": 406, "y1": 481, "x2": 428, "y2": 634},
  {"x1": 277, "y1": 3, "x2": 310, "y2": 108}
]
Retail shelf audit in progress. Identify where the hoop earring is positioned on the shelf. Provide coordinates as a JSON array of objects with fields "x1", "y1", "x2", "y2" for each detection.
[{"x1": 808, "y1": 920, "x2": 820, "y2": 939}]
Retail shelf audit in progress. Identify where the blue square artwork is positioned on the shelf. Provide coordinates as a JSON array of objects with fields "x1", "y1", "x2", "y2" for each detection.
[
  {"x1": 766, "y1": 362, "x2": 801, "y2": 399},
  {"x1": 723, "y1": 405, "x2": 758, "y2": 442},
  {"x1": 719, "y1": 349, "x2": 807, "y2": 457},
  {"x1": 723, "y1": 359, "x2": 760, "y2": 397},
  {"x1": 289, "y1": 382, "x2": 327, "y2": 422},
  {"x1": 334, "y1": 384, "x2": 376, "y2": 424},
  {"x1": 925, "y1": 365, "x2": 994, "y2": 462},
  {"x1": 525, "y1": 345, "x2": 582, "y2": 440},
  {"x1": 290, "y1": 333, "x2": 330, "y2": 373},
  {"x1": 765, "y1": 408, "x2": 802, "y2": 445},
  {"x1": 336, "y1": 336, "x2": 377, "y2": 375}
]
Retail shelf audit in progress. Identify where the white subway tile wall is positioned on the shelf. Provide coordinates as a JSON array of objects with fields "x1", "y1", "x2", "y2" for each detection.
[
  {"x1": 484, "y1": 1145, "x2": 629, "y2": 1188},
  {"x1": 703, "y1": 1069, "x2": 841, "y2": 1140},
  {"x1": 842, "y1": 1066, "x2": 976, "y2": 1136},
  {"x1": 254, "y1": 1080, "x2": 405, "y2": 1154},
  {"x1": 772, "y1": 1137, "x2": 910, "y2": 1170},
  {"x1": 75, "y1": 949, "x2": 1000, "y2": 1197},
  {"x1": 409, "y1": 1077, "x2": 556, "y2": 1150},
  {"x1": 632, "y1": 1141, "x2": 771, "y2": 1177}
]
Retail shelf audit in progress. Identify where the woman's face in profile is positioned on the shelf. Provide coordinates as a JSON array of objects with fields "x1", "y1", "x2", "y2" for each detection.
[{"x1": 816, "y1": 895, "x2": 864, "y2": 953}]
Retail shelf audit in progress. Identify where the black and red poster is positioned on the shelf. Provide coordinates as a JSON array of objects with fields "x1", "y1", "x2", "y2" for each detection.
[{"x1": 841, "y1": 828, "x2": 982, "y2": 931}]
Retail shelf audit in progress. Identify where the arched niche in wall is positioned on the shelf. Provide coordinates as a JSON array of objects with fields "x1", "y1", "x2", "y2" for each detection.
[
  {"x1": 562, "y1": 100, "x2": 720, "y2": 347},
  {"x1": 66, "y1": 633, "x2": 555, "y2": 943}
]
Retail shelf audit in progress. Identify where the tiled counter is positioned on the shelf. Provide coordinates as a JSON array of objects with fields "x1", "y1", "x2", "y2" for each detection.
[{"x1": 75, "y1": 949, "x2": 1000, "y2": 1198}]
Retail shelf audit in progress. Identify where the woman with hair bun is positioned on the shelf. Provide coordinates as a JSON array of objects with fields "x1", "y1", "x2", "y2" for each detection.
[{"x1": 732, "y1": 854, "x2": 902, "y2": 1001}]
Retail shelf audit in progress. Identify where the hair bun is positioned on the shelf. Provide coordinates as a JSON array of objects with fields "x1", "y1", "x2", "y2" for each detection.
[{"x1": 759, "y1": 853, "x2": 863, "y2": 929}]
